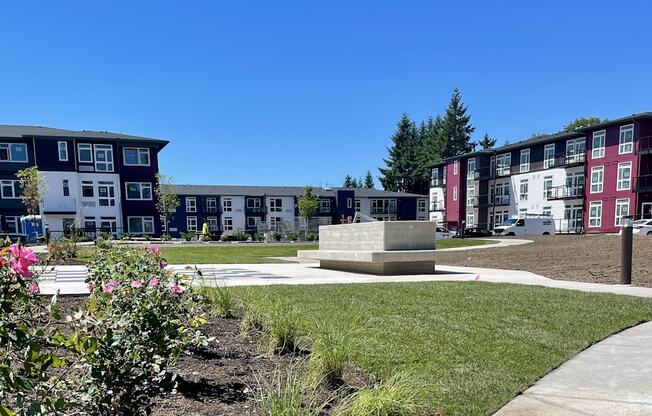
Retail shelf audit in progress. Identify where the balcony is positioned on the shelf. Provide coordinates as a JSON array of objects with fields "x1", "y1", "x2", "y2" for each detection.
[
  {"x1": 546, "y1": 153, "x2": 586, "y2": 169},
  {"x1": 634, "y1": 175, "x2": 652, "y2": 192},
  {"x1": 471, "y1": 167, "x2": 491, "y2": 181},
  {"x1": 371, "y1": 206, "x2": 397, "y2": 215},
  {"x1": 493, "y1": 195, "x2": 510, "y2": 206},
  {"x1": 637, "y1": 136, "x2": 652, "y2": 155},
  {"x1": 546, "y1": 185, "x2": 584, "y2": 200},
  {"x1": 42, "y1": 198, "x2": 77, "y2": 214},
  {"x1": 318, "y1": 206, "x2": 333, "y2": 214},
  {"x1": 472, "y1": 195, "x2": 490, "y2": 208},
  {"x1": 429, "y1": 201, "x2": 445, "y2": 212},
  {"x1": 495, "y1": 166, "x2": 511, "y2": 178},
  {"x1": 204, "y1": 206, "x2": 219, "y2": 214},
  {"x1": 245, "y1": 205, "x2": 264, "y2": 214},
  {"x1": 430, "y1": 178, "x2": 446, "y2": 187}
]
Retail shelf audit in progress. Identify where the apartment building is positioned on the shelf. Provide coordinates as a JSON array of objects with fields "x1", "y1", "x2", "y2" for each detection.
[
  {"x1": 0, "y1": 125, "x2": 168, "y2": 238},
  {"x1": 168, "y1": 185, "x2": 429, "y2": 237},
  {"x1": 428, "y1": 112, "x2": 652, "y2": 234}
]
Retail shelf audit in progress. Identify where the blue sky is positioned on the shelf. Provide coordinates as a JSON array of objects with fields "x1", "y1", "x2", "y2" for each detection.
[{"x1": 1, "y1": 1, "x2": 650, "y2": 188}]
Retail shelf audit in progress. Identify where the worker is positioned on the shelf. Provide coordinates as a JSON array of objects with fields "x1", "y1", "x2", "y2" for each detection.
[{"x1": 201, "y1": 221, "x2": 209, "y2": 238}]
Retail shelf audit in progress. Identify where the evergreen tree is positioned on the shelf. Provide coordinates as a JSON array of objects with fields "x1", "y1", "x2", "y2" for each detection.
[
  {"x1": 440, "y1": 88, "x2": 475, "y2": 158},
  {"x1": 563, "y1": 117, "x2": 607, "y2": 132},
  {"x1": 478, "y1": 133, "x2": 497, "y2": 149},
  {"x1": 343, "y1": 175, "x2": 354, "y2": 188},
  {"x1": 412, "y1": 116, "x2": 445, "y2": 194},
  {"x1": 379, "y1": 113, "x2": 419, "y2": 192},
  {"x1": 363, "y1": 170, "x2": 374, "y2": 189}
]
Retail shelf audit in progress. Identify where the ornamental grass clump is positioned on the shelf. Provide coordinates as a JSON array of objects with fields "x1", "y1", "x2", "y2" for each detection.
[
  {"x1": 308, "y1": 324, "x2": 356, "y2": 386},
  {"x1": 264, "y1": 303, "x2": 307, "y2": 354},
  {"x1": 70, "y1": 244, "x2": 211, "y2": 415}
]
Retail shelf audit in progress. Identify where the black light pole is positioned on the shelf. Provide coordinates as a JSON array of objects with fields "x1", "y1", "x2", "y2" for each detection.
[{"x1": 621, "y1": 216, "x2": 633, "y2": 285}]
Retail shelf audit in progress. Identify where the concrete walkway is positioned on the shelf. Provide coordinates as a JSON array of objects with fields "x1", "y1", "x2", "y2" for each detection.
[
  {"x1": 494, "y1": 321, "x2": 652, "y2": 415},
  {"x1": 438, "y1": 237, "x2": 532, "y2": 251}
]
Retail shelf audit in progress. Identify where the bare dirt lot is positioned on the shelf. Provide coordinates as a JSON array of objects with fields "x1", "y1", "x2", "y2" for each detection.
[{"x1": 435, "y1": 235, "x2": 652, "y2": 287}]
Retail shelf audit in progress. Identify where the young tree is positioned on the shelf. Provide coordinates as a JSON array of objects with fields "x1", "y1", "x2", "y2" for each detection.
[
  {"x1": 16, "y1": 166, "x2": 46, "y2": 216},
  {"x1": 363, "y1": 170, "x2": 374, "y2": 189},
  {"x1": 379, "y1": 113, "x2": 419, "y2": 192},
  {"x1": 563, "y1": 117, "x2": 607, "y2": 131},
  {"x1": 343, "y1": 175, "x2": 354, "y2": 188},
  {"x1": 440, "y1": 88, "x2": 475, "y2": 158},
  {"x1": 297, "y1": 186, "x2": 319, "y2": 232},
  {"x1": 154, "y1": 174, "x2": 180, "y2": 236},
  {"x1": 478, "y1": 133, "x2": 497, "y2": 149}
]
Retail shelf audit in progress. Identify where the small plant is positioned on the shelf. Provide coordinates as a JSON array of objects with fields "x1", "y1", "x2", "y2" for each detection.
[
  {"x1": 181, "y1": 232, "x2": 194, "y2": 242},
  {"x1": 47, "y1": 236, "x2": 78, "y2": 262},
  {"x1": 272, "y1": 231, "x2": 282, "y2": 242},
  {"x1": 255, "y1": 232, "x2": 265, "y2": 242},
  {"x1": 220, "y1": 234, "x2": 230, "y2": 242},
  {"x1": 122, "y1": 233, "x2": 132, "y2": 241},
  {"x1": 96, "y1": 232, "x2": 113, "y2": 250},
  {"x1": 235, "y1": 231, "x2": 249, "y2": 241},
  {"x1": 161, "y1": 233, "x2": 172, "y2": 241},
  {"x1": 264, "y1": 303, "x2": 307, "y2": 354},
  {"x1": 308, "y1": 324, "x2": 355, "y2": 386},
  {"x1": 203, "y1": 283, "x2": 236, "y2": 318},
  {"x1": 334, "y1": 373, "x2": 428, "y2": 416},
  {"x1": 142, "y1": 233, "x2": 152, "y2": 241},
  {"x1": 201, "y1": 233, "x2": 212, "y2": 242},
  {"x1": 287, "y1": 231, "x2": 299, "y2": 241},
  {"x1": 306, "y1": 231, "x2": 319, "y2": 241}
]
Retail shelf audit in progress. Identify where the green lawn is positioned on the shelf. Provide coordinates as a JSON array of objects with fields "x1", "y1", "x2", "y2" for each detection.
[
  {"x1": 436, "y1": 238, "x2": 495, "y2": 249},
  {"x1": 158, "y1": 243, "x2": 319, "y2": 264},
  {"x1": 231, "y1": 282, "x2": 652, "y2": 415}
]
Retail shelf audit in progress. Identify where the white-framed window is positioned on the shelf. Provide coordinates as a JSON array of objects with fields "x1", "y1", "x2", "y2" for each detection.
[
  {"x1": 519, "y1": 179, "x2": 528, "y2": 201},
  {"x1": 467, "y1": 158, "x2": 476, "y2": 178},
  {"x1": 0, "y1": 180, "x2": 20, "y2": 199},
  {"x1": 270, "y1": 198, "x2": 282, "y2": 212},
  {"x1": 453, "y1": 186, "x2": 458, "y2": 201},
  {"x1": 590, "y1": 166, "x2": 604, "y2": 193},
  {"x1": 78, "y1": 144, "x2": 93, "y2": 162},
  {"x1": 615, "y1": 199, "x2": 630, "y2": 227},
  {"x1": 125, "y1": 182, "x2": 152, "y2": 200},
  {"x1": 94, "y1": 144, "x2": 114, "y2": 172},
  {"x1": 355, "y1": 199, "x2": 361, "y2": 212},
  {"x1": 542, "y1": 206, "x2": 552, "y2": 216},
  {"x1": 222, "y1": 197, "x2": 232, "y2": 212},
  {"x1": 0, "y1": 143, "x2": 28, "y2": 163},
  {"x1": 246, "y1": 197, "x2": 261, "y2": 208},
  {"x1": 619, "y1": 124, "x2": 634, "y2": 154},
  {"x1": 185, "y1": 197, "x2": 197, "y2": 212},
  {"x1": 493, "y1": 182, "x2": 510, "y2": 204},
  {"x1": 543, "y1": 176, "x2": 553, "y2": 199},
  {"x1": 223, "y1": 216, "x2": 233, "y2": 231},
  {"x1": 62, "y1": 179, "x2": 70, "y2": 197},
  {"x1": 418, "y1": 199, "x2": 427, "y2": 212},
  {"x1": 617, "y1": 162, "x2": 632, "y2": 191},
  {"x1": 97, "y1": 181, "x2": 116, "y2": 206},
  {"x1": 128, "y1": 216, "x2": 155, "y2": 235},
  {"x1": 4, "y1": 216, "x2": 19, "y2": 233},
  {"x1": 520, "y1": 149, "x2": 530, "y2": 173},
  {"x1": 466, "y1": 212, "x2": 475, "y2": 227},
  {"x1": 81, "y1": 181, "x2": 94, "y2": 198},
  {"x1": 246, "y1": 216, "x2": 260, "y2": 227},
  {"x1": 347, "y1": 198, "x2": 353, "y2": 209},
  {"x1": 319, "y1": 199, "x2": 331, "y2": 212},
  {"x1": 186, "y1": 216, "x2": 197, "y2": 232},
  {"x1": 589, "y1": 201, "x2": 602, "y2": 228},
  {"x1": 467, "y1": 185, "x2": 475, "y2": 206},
  {"x1": 206, "y1": 197, "x2": 218, "y2": 213},
  {"x1": 123, "y1": 147, "x2": 150, "y2": 166},
  {"x1": 58, "y1": 141, "x2": 68, "y2": 161},
  {"x1": 592, "y1": 130, "x2": 605, "y2": 159},
  {"x1": 566, "y1": 138, "x2": 585, "y2": 163},
  {"x1": 496, "y1": 153, "x2": 511, "y2": 176},
  {"x1": 544, "y1": 144, "x2": 555, "y2": 169},
  {"x1": 207, "y1": 216, "x2": 219, "y2": 231},
  {"x1": 453, "y1": 160, "x2": 459, "y2": 175}
]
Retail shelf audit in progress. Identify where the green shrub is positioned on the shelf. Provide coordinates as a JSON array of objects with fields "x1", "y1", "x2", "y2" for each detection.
[
  {"x1": 263, "y1": 303, "x2": 307, "y2": 354},
  {"x1": 308, "y1": 324, "x2": 355, "y2": 386},
  {"x1": 181, "y1": 232, "x2": 194, "y2": 242},
  {"x1": 255, "y1": 232, "x2": 265, "y2": 242},
  {"x1": 122, "y1": 233, "x2": 132, "y2": 241},
  {"x1": 287, "y1": 231, "x2": 299, "y2": 241},
  {"x1": 202, "y1": 284, "x2": 236, "y2": 318},
  {"x1": 95, "y1": 233, "x2": 114, "y2": 250},
  {"x1": 235, "y1": 231, "x2": 249, "y2": 241},
  {"x1": 48, "y1": 236, "x2": 78, "y2": 262},
  {"x1": 201, "y1": 234, "x2": 212, "y2": 242},
  {"x1": 254, "y1": 364, "x2": 329, "y2": 416},
  {"x1": 272, "y1": 231, "x2": 282, "y2": 242},
  {"x1": 306, "y1": 231, "x2": 319, "y2": 241},
  {"x1": 142, "y1": 234, "x2": 152, "y2": 241},
  {"x1": 334, "y1": 373, "x2": 428, "y2": 416},
  {"x1": 161, "y1": 233, "x2": 172, "y2": 241},
  {"x1": 220, "y1": 234, "x2": 230, "y2": 242}
]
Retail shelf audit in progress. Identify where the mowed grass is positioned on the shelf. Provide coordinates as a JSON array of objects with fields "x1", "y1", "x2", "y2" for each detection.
[
  {"x1": 158, "y1": 243, "x2": 319, "y2": 264},
  {"x1": 436, "y1": 238, "x2": 495, "y2": 249},
  {"x1": 232, "y1": 282, "x2": 652, "y2": 415}
]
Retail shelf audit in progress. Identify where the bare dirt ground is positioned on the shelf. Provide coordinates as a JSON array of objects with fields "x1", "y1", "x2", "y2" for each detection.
[{"x1": 435, "y1": 234, "x2": 652, "y2": 287}]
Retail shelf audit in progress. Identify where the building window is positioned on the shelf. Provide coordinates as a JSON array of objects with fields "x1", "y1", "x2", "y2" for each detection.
[
  {"x1": 566, "y1": 138, "x2": 585, "y2": 163},
  {"x1": 125, "y1": 182, "x2": 152, "y2": 200},
  {"x1": 617, "y1": 162, "x2": 632, "y2": 191},
  {"x1": 123, "y1": 147, "x2": 150, "y2": 166},
  {"x1": 619, "y1": 124, "x2": 634, "y2": 154},
  {"x1": 615, "y1": 199, "x2": 630, "y2": 227},
  {"x1": 186, "y1": 216, "x2": 197, "y2": 232},
  {"x1": 99, "y1": 217, "x2": 117, "y2": 235},
  {"x1": 466, "y1": 212, "x2": 475, "y2": 227},
  {"x1": 207, "y1": 216, "x2": 219, "y2": 231},
  {"x1": 543, "y1": 144, "x2": 555, "y2": 169},
  {"x1": 519, "y1": 179, "x2": 528, "y2": 201},
  {"x1": 347, "y1": 198, "x2": 353, "y2": 209},
  {"x1": 94, "y1": 144, "x2": 114, "y2": 172},
  {"x1": 81, "y1": 181, "x2": 94, "y2": 198},
  {"x1": 0, "y1": 143, "x2": 28, "y2": 163},
  {"x1": 418, "y1": 199, "x2": 427, "y2": 212},
  {"x1": 590, "y1": 166, "x2": 604, "y2": 193},
  {"x1": 58, "y1": 141, "x2": 68, "y2": 161},
  {"x1": 453, "y1": 160, "x2": 458, "y2": 175},
  {"x1": 223, "y1": 217, "x2": 233, "y2": 231},
  {"x1": 542, "y1": 206, "x2": 552, "y2": 216},
  {"x1": 78, "y1": 144, "x2": 93, "y2": 162},
  {"x1": 97, "y1": 182, "x2": 116, "y2": 206},
  {"x1": 355, "y1": 199, "x2": 361, "y2": 212},
  {"x1": 592, "y1": 130, "x2": 605, "y2": 159},
  {"x1": 453, "y1": 186, "x2": 458, "y2": 201},
  {"x1": 246, "y1": 198, "x2": 261, "y2": 208},
  {"x1": 467, "y1": 185, "x2": 475, "y2": 206},
  {"x1": 4, "y1": 216, "x2": 18, "y2": 233},
  {"x1": 520, "y1": 149, "x2": 530, "y2": 173},
  {"x1": 222, "y1": 197, "x2": 232, "y2": 212},
  {"x1": 247, "y1": 217, "x2": 260, "y2": 227},
  {"x1": 494, "y1": 182, "x2": 510, "y2": 204},
  {"x1": 62, "y1": 179, "x2": 70, "y2": 197},
  {"x1": 589, "y1": 201, "x2": 602, "y2": 227},
  {"x1": 84, "y1": 217, "x2": 96, "y2": 232},
  {"x1": 270, "y1": 198, "x2": 282, "y2": 212},
  {"x1": 319, "y1": 199, "x2": 331, "y2": 212},
  {"x1": 467, "y1": 158, "x2": 476, "y2": 178},
  {"x1": 206, "y1": 197, "x2": 218, "y2": 213},
  {"x1": 128, "y1": 216, "x2": 155, "y2": 235},
  {"x1": 543, "y1": 176, "x2": 553, "y2": 199},
  {"x1": 496, "y1": 153, "x2": 511, "y2": 176},
  {"x1": 185, "y1": 197, "x2": 196, "y2": 212},
  {"x1": 1, "y1": 180, "x2": 20, "y2": 199}
]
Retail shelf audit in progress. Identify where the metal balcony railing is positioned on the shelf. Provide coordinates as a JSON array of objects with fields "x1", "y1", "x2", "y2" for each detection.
[
  {"x1": 495, "y1": 166, "x2": 511, "y2": 177},
  {"x1": 493, "y1": 195, "x2": 510, "y2": 206},
  {"x1": 546, "y1": 185, "x2": 584, "y2": 200},
  {"x1": 634, "y1": 175, "x2": 652, "y2": 192},
  {"x1": 371, "y1": 206, "x2": 397, "y2": 214},
  {"x1": 473, "y1": 195, "x2": 490, "y2": 208},
  {"x1": 430, "y1": 178, "x2": 446, "y2": 187},
  {"x1": 637, "y1": 136, "x2": 652, "y2": 154},
  {"x1": 429, "y1": 202, "x2": 445, "y2": 211}
]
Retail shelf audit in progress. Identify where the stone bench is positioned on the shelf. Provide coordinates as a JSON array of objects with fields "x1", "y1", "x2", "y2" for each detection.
[{"x1": 297, "y1": 221, "x2": 436, "y2": 274}]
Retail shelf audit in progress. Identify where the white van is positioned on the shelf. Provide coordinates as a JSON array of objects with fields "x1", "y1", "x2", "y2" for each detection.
[
  {"x1": 493, "y1": 214, "x2": 556, "y2": 236},
  {"x1": 435, "y1": 226, "x2": 452, "y2": 240}
]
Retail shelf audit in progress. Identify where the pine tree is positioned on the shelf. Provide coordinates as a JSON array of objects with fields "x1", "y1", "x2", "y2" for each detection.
[
  {"x1": 343, "y1": 175, "x2": 354, "y2": 188},
  {"x1": 440, "y1": 88, "x2": 475, "y2": 158},
  {"x1": 478, "y1": 133, "x2": 496, "y2": 149},
  {"x1": 351, "y1": 178, "x2": 360, "y2": 188},
  {"x1": 412, "y1": 115, "x2": 445, "y2": 194},
  {"x1": 363, "y1": 170, "x2": 374, "y2": 189},
  {"x1": 379, "y1": 113, "x2": 419, "y2": 192}
]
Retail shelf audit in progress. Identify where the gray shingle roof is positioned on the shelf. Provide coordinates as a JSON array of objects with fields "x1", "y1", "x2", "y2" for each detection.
[
  {"x1": 0, "y1": 124, "x2": 168, "y2": 145},
  {"x1": 173, "y1": 184, "x2": 426, "y2": 198}
]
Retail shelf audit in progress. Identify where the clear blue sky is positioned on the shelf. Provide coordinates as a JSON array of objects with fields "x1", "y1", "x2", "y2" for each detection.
[{"x1": 1, "y1": 1, "x2": 650, "y2": 188}]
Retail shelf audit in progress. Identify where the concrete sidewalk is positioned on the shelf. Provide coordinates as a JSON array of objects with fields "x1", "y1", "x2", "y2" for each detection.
[{"x1": 494, "y1": 321, "x2": 652, "y2": 415}]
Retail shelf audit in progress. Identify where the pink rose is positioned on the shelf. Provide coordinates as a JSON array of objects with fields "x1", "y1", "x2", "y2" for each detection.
[
  {"x1": 109, "y1": 279, "x2": 120, "y2": 287},
  {"x1": 30, "y1": 283, "x2": 40, "y2": 294},
  {"x1": 172, "y1": 284, "x2": 184, "y2": 294},
  {"x1": 9, "y1": 245, "x2": 38, "y2": 265},
  {"x1": 150, "y1": 245, "x2": 160, "y2": 255},
  {"x1": 148, "y1": 278, "x2": 160, "y2": 288},
  {"x1": 130, "y1": 280, "x2": 142, "y2": 288},
  {"x1": 10, "y1": 259, "x2": 32, "y2": 278},
  {"x1": 87, "y1": 283, "x2": 96, "y2": 291},
  {"x1": 102, "y1": 283, "x2": 113, "y2": 296}
]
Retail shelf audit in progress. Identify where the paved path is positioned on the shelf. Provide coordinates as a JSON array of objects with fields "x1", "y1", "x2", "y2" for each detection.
[{"x1": 494, "y1": 321, "x2": 652, "y2": 415}]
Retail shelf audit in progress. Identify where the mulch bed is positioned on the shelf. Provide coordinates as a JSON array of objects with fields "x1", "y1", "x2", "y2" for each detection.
[{"x1": 435, "y1": 234, "x2": 652, "y2": 287}]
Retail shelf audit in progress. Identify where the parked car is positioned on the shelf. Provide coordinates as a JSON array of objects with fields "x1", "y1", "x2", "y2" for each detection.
[
  {"x1": 632, "y1": 219, "x2": 652, "y2": 235},
  {"x1": 435, "y1": 226, "x2": 452, "y2": 240},
  {"x1": 493, "y1": 215, "x2": 556, "y2": 236},
  {"x1": 451, "y1": 227, "x2": 493, "y2": 238}
]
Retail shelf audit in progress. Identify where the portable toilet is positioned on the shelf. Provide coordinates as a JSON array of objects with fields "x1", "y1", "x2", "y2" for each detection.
[{"x1": 20, "y1": 215, "x2": 43, "y2": 243}]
